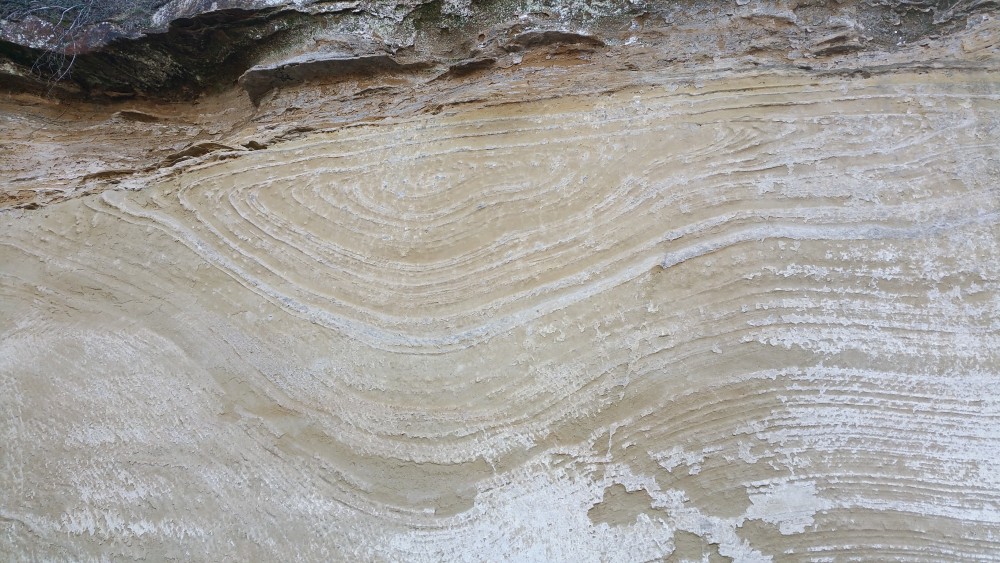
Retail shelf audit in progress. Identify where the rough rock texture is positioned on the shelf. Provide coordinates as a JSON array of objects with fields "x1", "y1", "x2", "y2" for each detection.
[{"x1": 2, "y1": 1, "x2": 1000, "y2": 560}]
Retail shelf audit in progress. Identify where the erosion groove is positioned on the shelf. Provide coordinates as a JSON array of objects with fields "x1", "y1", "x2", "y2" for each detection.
[{"x1": 1, "y1": 0, "x2": 999, "y2": 560}]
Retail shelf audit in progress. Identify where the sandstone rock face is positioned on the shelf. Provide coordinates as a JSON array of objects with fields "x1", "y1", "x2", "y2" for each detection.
[{"x1": 2, "y1": 1, "x2": 1000, "y2": 560}]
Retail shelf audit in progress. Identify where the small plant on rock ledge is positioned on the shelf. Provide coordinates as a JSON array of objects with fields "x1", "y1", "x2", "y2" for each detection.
[{"x1": 0, "y1": 0, "x2": 97, "y2": 85}]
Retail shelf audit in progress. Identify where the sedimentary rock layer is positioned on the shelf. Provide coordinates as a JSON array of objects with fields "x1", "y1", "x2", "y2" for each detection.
[
  {"x1": 2, "y1": 0, "x2": 1000, "y2": 560},
  {"x1": 3, "y1": 61, "x2": 999, "y2": 559}
]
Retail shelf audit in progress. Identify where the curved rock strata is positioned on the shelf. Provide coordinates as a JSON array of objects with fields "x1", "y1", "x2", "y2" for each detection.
[{"x1": 2, "y1": 1, "x2": 1000, "y2": 561}]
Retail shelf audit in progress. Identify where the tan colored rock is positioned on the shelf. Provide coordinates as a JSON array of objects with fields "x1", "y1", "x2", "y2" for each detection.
[{"x1": 1, "y1": 3, "x2": 999, "y2": 561}]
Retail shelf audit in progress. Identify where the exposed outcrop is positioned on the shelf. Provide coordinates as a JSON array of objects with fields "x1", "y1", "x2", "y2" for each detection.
[
  {"x1": 239, "y1": 52, "x2": 432, "y2": 105},
  {"x1": 1, "y1": 1, "x2": 999, "y2": 561},
  {"x1": 0, "y1": 0, "x2": 995, "y2": 98}
]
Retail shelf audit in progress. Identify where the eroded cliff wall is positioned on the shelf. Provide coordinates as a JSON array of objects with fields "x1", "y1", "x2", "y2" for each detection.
[{"x1": 2, "y1": 1, "x2": 999, "y2": 560}]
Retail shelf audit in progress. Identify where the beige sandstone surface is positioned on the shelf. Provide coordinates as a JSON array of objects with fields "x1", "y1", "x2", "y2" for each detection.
[{"x1": 2, "y1": 1, "x2": 1000, "y2": 560}]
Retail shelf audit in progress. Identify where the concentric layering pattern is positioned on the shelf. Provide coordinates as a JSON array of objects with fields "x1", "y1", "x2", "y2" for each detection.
[{"x1": 2, "y1": 68, "x2": 999, "y2": 560}]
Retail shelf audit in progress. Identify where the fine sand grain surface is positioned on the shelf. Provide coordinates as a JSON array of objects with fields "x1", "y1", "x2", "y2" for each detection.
[{"x1": 2, "y1": 3, "x2": 999, "y2": 560}]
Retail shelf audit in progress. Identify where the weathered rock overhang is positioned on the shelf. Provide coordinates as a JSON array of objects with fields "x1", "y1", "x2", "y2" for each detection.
[{"x1": 0, "y1": 0, "x2": 994, "y2": 101}]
